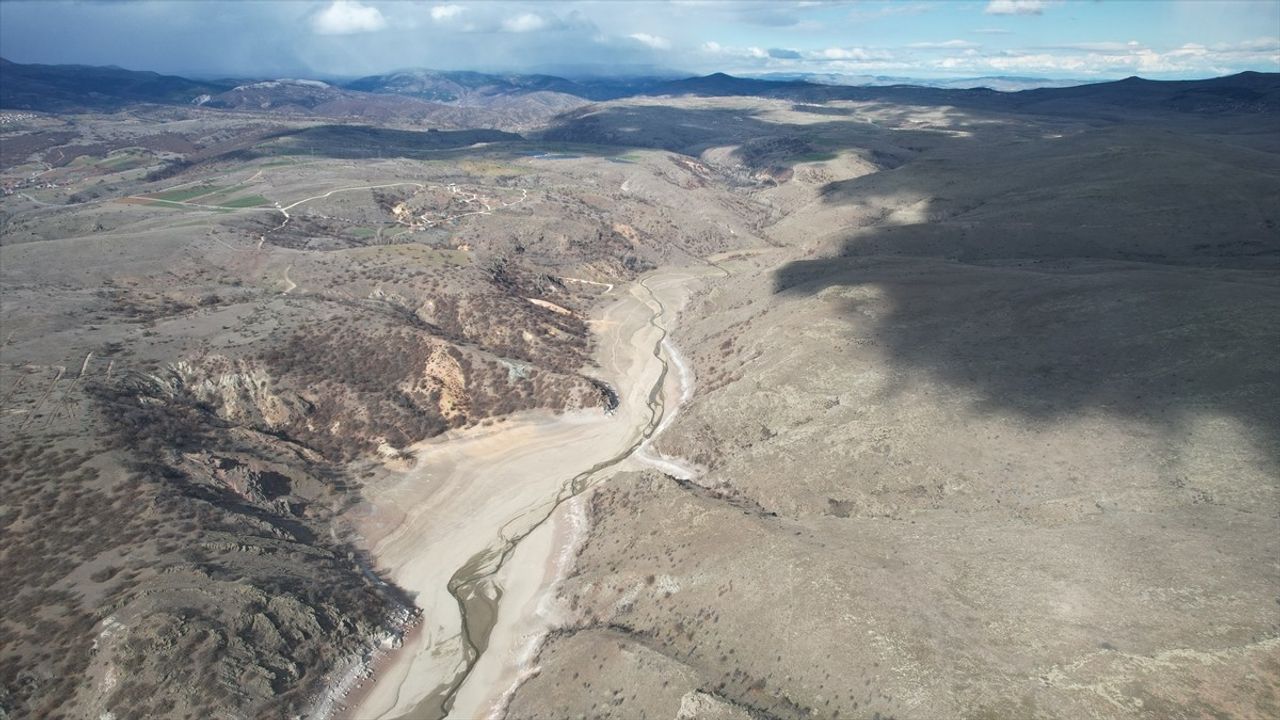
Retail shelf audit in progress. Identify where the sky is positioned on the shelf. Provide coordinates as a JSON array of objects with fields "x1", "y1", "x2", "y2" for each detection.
[{"x1": 0, "y1": 0, "x2": 1277, "y2": 81}]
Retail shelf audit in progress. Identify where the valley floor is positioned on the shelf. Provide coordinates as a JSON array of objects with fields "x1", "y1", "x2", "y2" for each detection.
[
  {"x1": 2, "y1": 84, "x2": 1277, "y2": 720},
  {"x1": 345, "y1": 265, "x2": 717, "y2": 720}
]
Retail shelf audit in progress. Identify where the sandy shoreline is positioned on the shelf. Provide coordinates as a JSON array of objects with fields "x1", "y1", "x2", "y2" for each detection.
[{"x1": 338, "y1": 267, "x2": 712, "y2": 720}]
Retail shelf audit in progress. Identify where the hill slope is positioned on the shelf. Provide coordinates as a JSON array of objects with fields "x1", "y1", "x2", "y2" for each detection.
[
  {"x1": 0, "y1": 58, "x2": 232, "y2": 111},
  {"x1": 5, "y1": 58, "x2": 1277, "y2": 121}
]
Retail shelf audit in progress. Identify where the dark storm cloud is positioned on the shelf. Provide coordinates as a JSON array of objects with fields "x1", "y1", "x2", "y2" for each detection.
[
  {"x1": 0, "y1": 1, "x2": 672, "y2": 78},
  {"x1": 0, "y1": 1, "x2": 314, "y2": 77}
]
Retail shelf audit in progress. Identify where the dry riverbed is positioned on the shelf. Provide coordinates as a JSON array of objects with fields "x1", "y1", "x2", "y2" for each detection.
[{"x1": 342, "y1": 266, "x2": 715, "y2": 720}]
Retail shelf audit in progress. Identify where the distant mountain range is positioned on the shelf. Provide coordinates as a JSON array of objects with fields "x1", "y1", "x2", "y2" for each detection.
[
  {"x1": 751, "y1": 72, "x2": 1090, "y2": 92},
  {"x1": 343, "y1": 69, "x2": 660, "y2": 103},
  {"x1": 0, "y1": 57, "x2": 232, "y2": 111},
  {"x1": 2, "y1": 58, "x2": 1277, "y2": 119}
]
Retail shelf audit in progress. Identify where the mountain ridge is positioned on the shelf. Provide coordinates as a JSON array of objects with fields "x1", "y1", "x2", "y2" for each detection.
[{"x1": 3, "y1": 57, "x2": 1277, "y2": 117}]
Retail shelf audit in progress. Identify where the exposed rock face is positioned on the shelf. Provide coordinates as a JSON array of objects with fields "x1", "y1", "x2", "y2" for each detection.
[
  {"x1": 676, "y1": 690, "x2": 752, "y2": 720},
  {"x1": 418, "y1": 344, "x2": 469, "y2": 421},
  {"x1": 161, "y1": 356, "x2": 304, "y2": 429}
]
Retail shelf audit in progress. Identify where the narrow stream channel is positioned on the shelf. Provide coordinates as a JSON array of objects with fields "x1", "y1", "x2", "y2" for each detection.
[{"x1": 406, "y1": 277, "x2": 678, "y2": 720}]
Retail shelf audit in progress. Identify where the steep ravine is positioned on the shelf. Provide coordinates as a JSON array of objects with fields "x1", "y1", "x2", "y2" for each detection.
[
  {"x1": 344, "y1": 265, "x2": 722, "y2": 720},
  {"x1": 418, "y1": 276, "x2": 678, "y2": 719}
]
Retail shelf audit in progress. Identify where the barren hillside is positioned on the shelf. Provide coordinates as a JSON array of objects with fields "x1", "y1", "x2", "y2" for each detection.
[
  {"x1": 507, "y1": 91, "x2": 1280, "y2": 720},
  {"x1": 2, "y1": 64, "x2": 1278, "y2": 720}
]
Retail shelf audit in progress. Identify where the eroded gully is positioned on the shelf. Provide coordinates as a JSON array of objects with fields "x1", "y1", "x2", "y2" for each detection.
[{"x1": 346, "y1": 264, "x2": 723, "y2": 720}]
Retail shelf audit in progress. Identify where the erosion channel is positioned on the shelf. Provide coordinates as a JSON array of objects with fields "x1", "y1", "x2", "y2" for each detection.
[{"x1": 345, "y1": 263, "x2": 723, "y2": 720}]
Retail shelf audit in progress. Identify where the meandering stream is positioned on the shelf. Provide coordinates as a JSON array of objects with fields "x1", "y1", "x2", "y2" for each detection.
[{"x1": 345, "y1": 266, "x2": 717, "y2": 720}]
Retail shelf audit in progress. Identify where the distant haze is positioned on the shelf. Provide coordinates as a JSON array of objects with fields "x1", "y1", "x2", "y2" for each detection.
[{"x1": 0, "y1": 0, "x2": 1277, "y2": 81}]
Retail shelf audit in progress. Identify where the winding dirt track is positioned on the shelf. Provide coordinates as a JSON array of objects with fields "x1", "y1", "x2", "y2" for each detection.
[{"x1": 344, "y1": 266, "x2": 715, "y2": 720}]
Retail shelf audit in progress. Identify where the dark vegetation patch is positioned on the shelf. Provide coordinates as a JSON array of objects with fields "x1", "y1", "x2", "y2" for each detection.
[
  {"x1": 258, "y1": 125, "x2": 523, "y2": 160},
  {"x1": 0, "y1": 130, "x2": 77, "y2": 168},
  {"x1": 0, "y1": 58, "x2": 232, "y2": 112},
  {"x1": 260, "y1": 318, "x2": 598, "y2": 461},
  {"x1": 43, "y1": 131, "x2": 198, "y2": 168},
  {"x1": 0, "y1": 375, "x2": 407, "y2": 720},
  {"x1": 733, "y1": 135, "x2": 832, "y2": 170}
]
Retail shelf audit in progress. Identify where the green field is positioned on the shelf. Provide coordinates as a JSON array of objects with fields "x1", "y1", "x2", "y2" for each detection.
[
  {"x1": 101, "y1": 157, "x2": 146, "y2": 171},
  {"x1": 99, "y1": 151, "x2": 150, "y2": 171},
  {"x1": 152, "y1": 185, "x2": 225, "y2": 202},
  {"x1": 140, "y1": 198, "x2": 232, "y2": 213},
  {"x1": 609, "y1": 151, "x2": 648, "y2": 164},
  {"x1": 216, "y1": 195, "x2": 270, "y2": 208}
]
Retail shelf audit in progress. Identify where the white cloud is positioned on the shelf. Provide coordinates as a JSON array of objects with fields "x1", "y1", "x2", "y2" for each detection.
[
  {"x1": 430, "y1": 4, "x2": 464, "y2": 22},
  {"x1": 909, "y1": 39, "x2": 980, "y2": 49},
  {"x1": 629, "y1": 33, "x2": 671, "y2": 50},
  {"x1": 849, "y1": 2, "x2": 935, "y2": 22},
  {"x1": 7, "y1": 0, "x2": 1276, "y2": 81},
  {"x1": 1230, "y1": 37, "x2": 1280, "y2": 52},
  {"x1": 920, "y1": 36, "x2": 1275, "y2": 77},
  {"x1": 1040, "y1": 41, "x2": 1141, "y2": 52},
  {"x1": 928, "y1": 38, "x2": 1276, "y2": 76},
  {"x1": 649, "y1": 25, "x2": 1272, "y2": 79},
  {"x1": 690, "y1": 41, "x2": 906, "y2": 71},
  {"x1": 984, "y1": 0, "x2": 1046, "y2": 16},
  {"x1": 820, "y1": 47, "x2": 881, "y2": 61},
  {"x1": 503, "y1": 12, "x2": 547, "y2": 33},
  {"x1": 311, "y1": 0, "x2": 386, "y2": 35}
]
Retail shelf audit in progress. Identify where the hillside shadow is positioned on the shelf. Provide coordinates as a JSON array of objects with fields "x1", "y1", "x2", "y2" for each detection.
[
  {"x1": 536, "y1": 101, "x2": 1280, "y2": 466},
  {"x1": 153, "y1": 123, "x2": 654, "y2": 181},
  {"x1": 778, "y1": 254, "x2": 1279, "y2": 460},
  {"x1": 534, "y1": 102, "x2": 986, "y2": 169},
  {"x1": 772, "y1": 120, "x2": 1280, "y2": 469}
]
